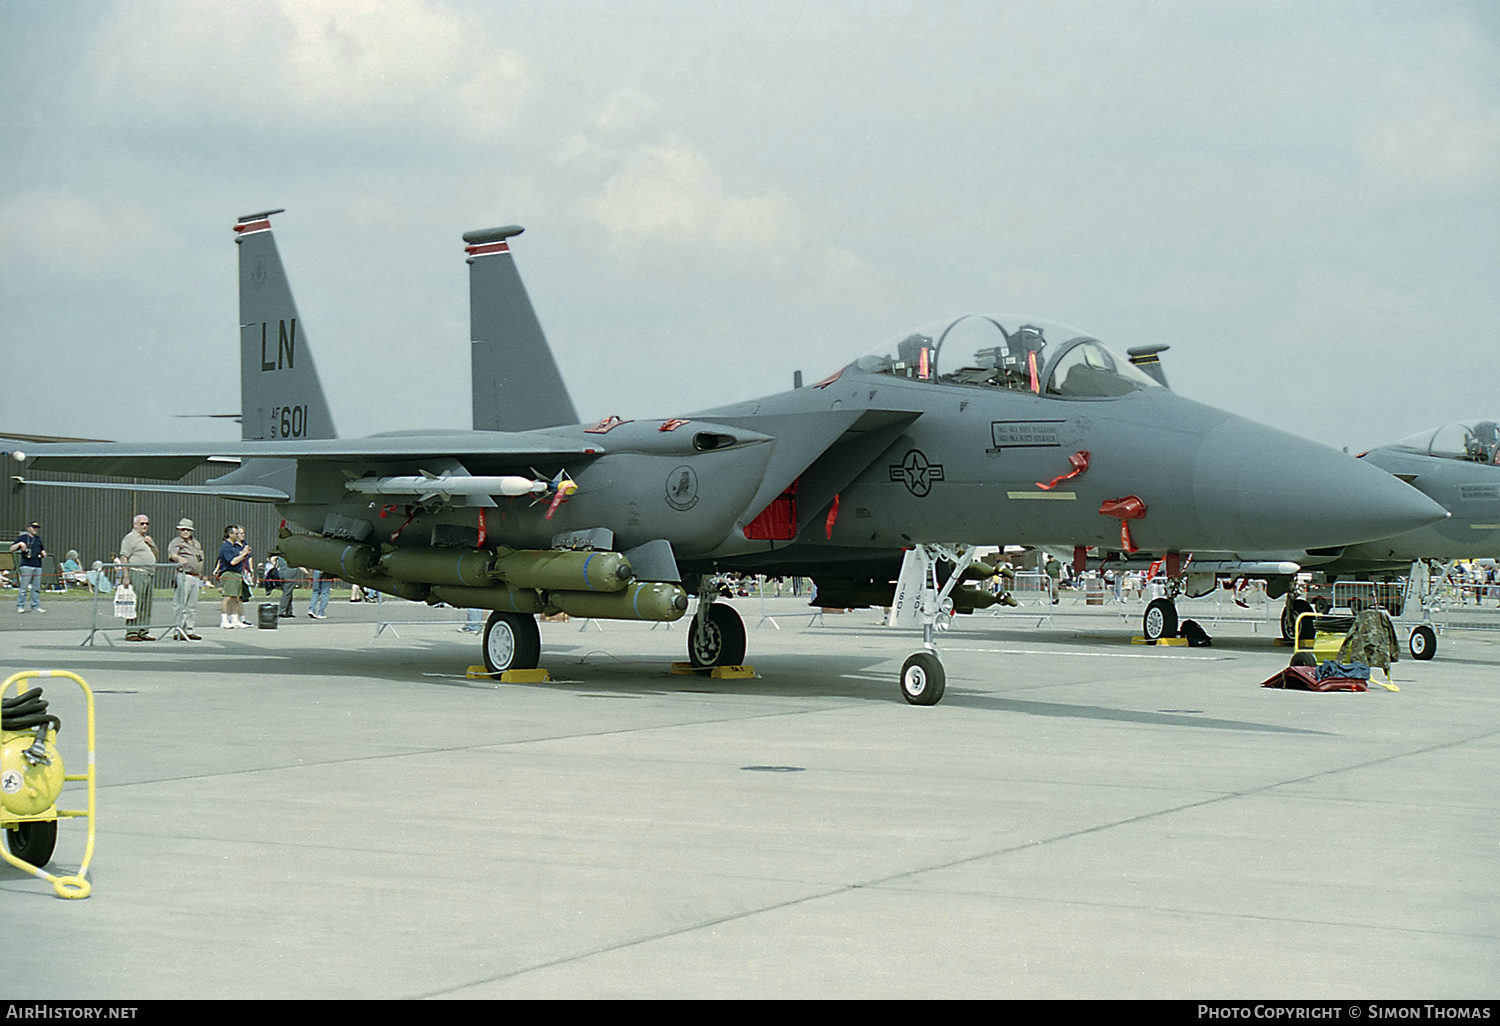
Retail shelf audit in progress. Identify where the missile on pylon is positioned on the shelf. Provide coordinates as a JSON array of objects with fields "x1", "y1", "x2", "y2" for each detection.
[{"x1": 345, "y1": 472, "x2": 549, "y2": 503}]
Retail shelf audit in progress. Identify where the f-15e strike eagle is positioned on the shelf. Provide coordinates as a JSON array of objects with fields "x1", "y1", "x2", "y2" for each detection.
[{"x1": 10, "y1": 211, "x2": 1448, "y2": 703}]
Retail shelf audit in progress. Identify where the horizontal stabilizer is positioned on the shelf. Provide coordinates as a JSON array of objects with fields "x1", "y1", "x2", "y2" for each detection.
[
  {"x1": 12, "y1": 477, "x2": 288, "y2": 503},
  {"x1": 16, "y1": 431, "x2": 609, "y2": 479}
]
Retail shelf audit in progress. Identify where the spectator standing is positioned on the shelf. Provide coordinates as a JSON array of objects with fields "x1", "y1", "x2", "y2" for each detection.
[
  {"x1": 167, "y1": 518, "x2": 205, "y2": 641},
  {"x1": 10, "y1": 521, "x2": 46, "y2": 614},
  {"x1": 120, "y1": 514, "x2": 159, "y2": 641},
  {"x1": 265, "y1": 555, "x2": 295, "y2": 617},
  {"x1": 307, "y1": 569, "x2": 333, "y2": 619},
  {"x1": 216, "y1": 525, "x2": 254, "y2": 628}
]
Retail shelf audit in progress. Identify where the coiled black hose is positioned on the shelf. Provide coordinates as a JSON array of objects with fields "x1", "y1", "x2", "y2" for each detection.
[{"x1": 2, "y1": 687, "x2": 62, "y2": 735}]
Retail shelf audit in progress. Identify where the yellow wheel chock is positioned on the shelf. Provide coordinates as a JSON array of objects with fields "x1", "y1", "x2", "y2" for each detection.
[{"x1": 1, "y1": 670, "x2": 97, "y2": 898}]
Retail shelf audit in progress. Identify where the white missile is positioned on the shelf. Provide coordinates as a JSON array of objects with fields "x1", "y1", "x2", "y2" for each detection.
[{"x1": 345, "y1": 473, "x2": 549, "y2": 500}]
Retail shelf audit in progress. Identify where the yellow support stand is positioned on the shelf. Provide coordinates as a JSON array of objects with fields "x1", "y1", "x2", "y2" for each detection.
[
  {"x1": 465, "y1": 666, "x2": 551, "y2": 682},
  {"x1": 670, "y1": 662, "x2": 757, "y2": 678},
  {"x1": 0, "y1": 670, "x2": 96, "y2": 899}
]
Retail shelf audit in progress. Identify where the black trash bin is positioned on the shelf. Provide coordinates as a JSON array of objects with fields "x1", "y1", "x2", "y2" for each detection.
[{"x1": 257, "y1": 602, "x2": 279, "y2": 629}]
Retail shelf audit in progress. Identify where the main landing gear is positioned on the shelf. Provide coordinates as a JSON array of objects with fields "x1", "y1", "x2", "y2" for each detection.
[
  {"x1": 482, "y1": 610, "x2": 541, "y2": 675},
  {"x1": 1141, "y1": 597, "x2": 1178, "y2": 641},
  {"x1": 688, "y1": 580, "x2": 747, "y2": 668}
]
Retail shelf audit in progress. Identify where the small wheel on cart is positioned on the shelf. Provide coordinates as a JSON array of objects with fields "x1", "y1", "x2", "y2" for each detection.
[
  {"x1": 1408, "y1": 624, "x2": 1437, "y2": 661},
  {"x1": 5, "y1": 820, "x2": 57, "y2": 867},
  {"x1": 899, "y1": 652, "x2": 945, "y2": 706},
  {"x1": 1289, "y1": 652, "x2": 1316, "y2": 668},
  {"x1": 1312, "y1": 597, "x2": 1331, "y2": 615}
]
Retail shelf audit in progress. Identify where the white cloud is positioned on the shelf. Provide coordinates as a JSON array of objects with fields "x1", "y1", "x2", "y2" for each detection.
[
  {"x1": 87, "y1": 0, "x2": 533, "y2": 142},
  {"x1": 0, "y1": 189, "x2": 163, "y2": 275},
  {"x1": 575, "y1": 137, "x2": 802, "y2": 254},
  {"x1": 1354, "y1": 17, "x2": 1500, "y2": 190},
  {"x1": 1359, "y1": 85, "x2": 1500, "y2": 190},
  {"x1": 591, "y1": 89, "x2": 657, "y2": 138}
]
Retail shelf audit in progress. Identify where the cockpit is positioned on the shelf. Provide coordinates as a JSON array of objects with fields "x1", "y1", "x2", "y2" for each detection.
[
  {"x1": 854, "y1": 314, "x2": 1161, "y2": 398},
  {"x1": 1391, "y1": 420, "x2": 1500, "y2": 465}
]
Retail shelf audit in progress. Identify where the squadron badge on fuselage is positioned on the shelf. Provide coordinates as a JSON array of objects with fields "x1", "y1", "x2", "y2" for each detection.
[{"x1": 666, "y1": 465, "x2": 700, "y2": 510}]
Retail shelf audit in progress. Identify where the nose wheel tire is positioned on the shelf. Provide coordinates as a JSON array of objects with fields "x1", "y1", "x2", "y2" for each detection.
[
  {"x1": 483, "y1": 611, "x2": 541, "y2": 675},
  {"x1": 4, "y1": 820, "x2": 57, "y2": 867},
  {"x1": 900, "y1": 652, "x2": 945, "y2": 705},
  {"x1": 1142, "y1": 598, "x2": 1178, "y2": 641},
  {"x1": 688, "y1": 603, "x2": 747, "y2": 668},
  {"x1": 1408, "y1": 624, "x2": 1437, "y2": 661}
]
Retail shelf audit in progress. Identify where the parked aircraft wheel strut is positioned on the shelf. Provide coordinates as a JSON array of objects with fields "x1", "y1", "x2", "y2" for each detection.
[
  {"x1": 688, "y1": 602, "x2": 746, "y2": 668},
  {"x1": 483, "y1": 611, "x2": 541, "y2": 675},
  {"x1": 1408, "y1": 624, "x2": 1437, "y2": 661},
  {"x1": 899, "y1": 652, "x2": 945, "y2": 706},
  {"x1": 1142, "y1": 598, "x2": 1178, "y2": 641}
]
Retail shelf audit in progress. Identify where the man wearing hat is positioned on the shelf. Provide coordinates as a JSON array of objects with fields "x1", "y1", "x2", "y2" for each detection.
[
  {"x1": 9, "y1": 522, "x2": 46, "y2": 614},
  {"x1": 166, "y1": 517, "x2": 205, "y2": 641}
]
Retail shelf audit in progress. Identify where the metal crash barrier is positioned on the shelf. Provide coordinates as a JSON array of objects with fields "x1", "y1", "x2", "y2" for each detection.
[
  {"x1": 0, "y1": 670, "x2": 97, "y2": 899},
  {"x1": 82, "y1": 561, "x2": 188, "y2": 646},
  {"x1": 984, "y1": 571, "x2": 1055, "y2": 626},
  {"x1": 373, "y1": 590, "x2": 470, "y2": 638}
]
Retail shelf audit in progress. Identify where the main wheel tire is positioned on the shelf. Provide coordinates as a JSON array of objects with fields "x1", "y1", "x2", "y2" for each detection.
[
  {"x1": 1142, "y1": 598, "x2": 1178, "y2": 640},
  {"x1": 1281, "y1": 598, "x2": 1313, "y2": 642},
  {"x1": 1408, "y1": 624, "x2": 1437, "y2": 661},
  {"x1": 900, "y1": 652, "x2": 945, "y2": 705},
  {"x1": 5, "y1": 820, "x2": 57, "y2": 867},
  {"x1": 687, "y1": 603, "x2": 747, "y2": 668},
  {"x1": 483, "y1": 611, "x2": 541, "y2": 675}
]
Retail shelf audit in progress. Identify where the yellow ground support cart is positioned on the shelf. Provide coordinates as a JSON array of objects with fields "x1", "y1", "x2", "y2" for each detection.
[
  {"x1": 1288, "y1": 613, "x2": 1397, "y2": 690},
  {"x1": 0, "y1": 670, "x2": 96, "y2": 898}
]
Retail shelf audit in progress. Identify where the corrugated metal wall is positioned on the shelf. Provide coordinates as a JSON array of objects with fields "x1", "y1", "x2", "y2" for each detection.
[{"x1": 2, "y1": 460, "x2": 279, "y2": 571}]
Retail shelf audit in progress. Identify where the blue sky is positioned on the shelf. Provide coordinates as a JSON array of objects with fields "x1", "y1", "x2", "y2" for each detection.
[{"x1": 2, "y1": 0, "x2": 1496, "y2": 450}]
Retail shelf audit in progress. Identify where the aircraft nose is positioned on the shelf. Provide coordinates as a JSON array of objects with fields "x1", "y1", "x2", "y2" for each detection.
[{"x1": 1192, "y1": 416, "x2": 1448, "y2": 550}]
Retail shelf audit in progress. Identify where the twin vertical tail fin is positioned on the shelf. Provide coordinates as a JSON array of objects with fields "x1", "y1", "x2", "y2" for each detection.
[
  {"x1": 234, "y1": 210, "x2": 337, "y2": 441},
  {"x1": 464, "y1": 226, "x2": 579, "y2": 432}
]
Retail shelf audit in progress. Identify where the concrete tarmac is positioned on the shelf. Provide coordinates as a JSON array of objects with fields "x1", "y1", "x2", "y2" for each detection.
[{"x1": 2, "y1": 593, "x2": 1497, "y2": 998}]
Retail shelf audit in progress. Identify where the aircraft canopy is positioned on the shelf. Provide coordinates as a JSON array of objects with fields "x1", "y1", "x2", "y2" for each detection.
[
  {"x1": 855, "y1": 314, "x2": 1161, "y2": 398},
  {"x1": 1391, "y1": 419, "x2": 1500, "y2": 465}
]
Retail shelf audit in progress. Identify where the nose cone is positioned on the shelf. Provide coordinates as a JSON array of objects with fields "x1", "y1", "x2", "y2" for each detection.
[{"x1": 1192, "y1": 416, "x2": 1448, "y2": 550}]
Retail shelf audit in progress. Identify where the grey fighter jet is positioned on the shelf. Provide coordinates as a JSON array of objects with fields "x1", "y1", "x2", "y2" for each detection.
[
  {"x1": 1270, "y1": 420, "x2": 1500, "y2": 659},
  {"x1": 1101, "y1": 344, "x2": 1493, "y2": 658},
  {"x1": 9, "y1": 212, "x2": 1449, "y2": 704}
]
